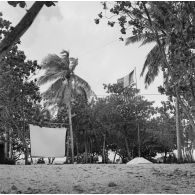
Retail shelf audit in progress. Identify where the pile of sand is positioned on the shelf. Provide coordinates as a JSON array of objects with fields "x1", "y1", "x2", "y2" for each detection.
[{"x1": 126, "y1": 157, "x2": 152, "y2": 165}]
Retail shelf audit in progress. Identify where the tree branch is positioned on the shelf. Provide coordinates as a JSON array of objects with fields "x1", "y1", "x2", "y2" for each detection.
[{"x1": 0, "y1": 1, "x2": 47, "y2": 61}]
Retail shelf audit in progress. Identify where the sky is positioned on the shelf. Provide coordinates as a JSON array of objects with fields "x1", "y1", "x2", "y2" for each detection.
[{"x1": 0, "y1": 1, "x2": 168, "y2": 107}]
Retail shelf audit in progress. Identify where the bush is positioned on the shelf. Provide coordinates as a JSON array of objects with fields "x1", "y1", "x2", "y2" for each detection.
[
  {"x1": 0, "y1": 158, "x2": 15, "y2": 165},
  {"x1": 37, "y1": 158, "x2": 45, "y2": 164}
]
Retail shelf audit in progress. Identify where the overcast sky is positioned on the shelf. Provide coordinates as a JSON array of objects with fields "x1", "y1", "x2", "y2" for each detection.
[{"x1": 0, "y1": 1, "x2": 168, "y2": 107}]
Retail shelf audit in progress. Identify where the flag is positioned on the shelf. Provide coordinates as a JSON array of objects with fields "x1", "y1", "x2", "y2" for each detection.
[
  {"x1": 117, "y1": 70, "x2": 135, "y2": 88},
  {"x1": 30, "y1": 125, "x2": 67, "y2": 158}
]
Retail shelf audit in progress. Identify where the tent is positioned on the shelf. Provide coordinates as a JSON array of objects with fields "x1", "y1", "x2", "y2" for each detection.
[{"x1": 126, "y1": 157, "x2": 152, "y2": 165}]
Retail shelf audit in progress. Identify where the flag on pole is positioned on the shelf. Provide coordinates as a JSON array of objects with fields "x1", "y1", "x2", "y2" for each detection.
[
  {"x1": 30, "y1": 125, "x2": 67, "y2": 158},
  {"x1": 117, "y1": 69, "x2": 135, "y2": 88}
]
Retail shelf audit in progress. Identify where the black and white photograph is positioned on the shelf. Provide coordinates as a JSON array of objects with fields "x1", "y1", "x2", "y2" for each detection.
[{"x1": 0, "y1": 1, "x2": 195, "y2": 194}]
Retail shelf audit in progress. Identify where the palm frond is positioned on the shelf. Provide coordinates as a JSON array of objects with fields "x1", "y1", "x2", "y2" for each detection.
[
  {"x1": 141, "y1": 44, "x2": 160, "y2": 77},
  {"x1": 125, "y1": 34, "x2": 147, "y2": 45},
  {"x1": 139, "y1": 34, "x2": 156, "y2": 46},
  {"x1": 42, "y1": 78, "x2": 71, "y2": 106},
  {"x1": 141, "y1": 44, "x2": 163, "y2": 88},
  {"x1": 41, "y1": 54, "x2": 66, "y2": 71},
  {"x1": 42, "y1": 78, "x2": 63, "y2": 100},
  {"x1": 126, "y1": 33, "x2": 163, "y2": 47},
  {"x1": 60, "y1": 50, "x2": 70, "y2": 69},
  {"x1": 38, "y1": 71, "x2": 64, "y2": 86},
  {"x1": 69, "y1": 58, "x2": 78, "y2": 72},
  {"x1": 72, "y1": 74, "x2": 96, "y2": 99},
  {"x1": 61, "y1": 50, "x2": 69, "y2": 59},
  {"x1": 144, "y1": 70, "x2": 159, "y2": 88}
]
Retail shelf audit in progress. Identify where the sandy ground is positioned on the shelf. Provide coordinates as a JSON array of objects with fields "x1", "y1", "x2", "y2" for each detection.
[{"x1": 1, "y1": 163, "x2": 195, "y2": 194}]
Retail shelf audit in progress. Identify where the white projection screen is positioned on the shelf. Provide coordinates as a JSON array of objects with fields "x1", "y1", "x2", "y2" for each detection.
[{"x1": 30, "y1": 125, "x2": 67, "y2": 157}]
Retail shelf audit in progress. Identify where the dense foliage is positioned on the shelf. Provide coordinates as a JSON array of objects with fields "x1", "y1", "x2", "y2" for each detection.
[
  {"x1": 2, "y1": 1, "x2": 195, "y2": 164},
  {"x1": 0, "y1": 12, "x2": 42, "y2": 164},
  {"x1": 62, "y1": 83, "x2": 177, "y2": 163},
  {"x1": 96, "y1": 1, "x2": 195, "y2": 135}
]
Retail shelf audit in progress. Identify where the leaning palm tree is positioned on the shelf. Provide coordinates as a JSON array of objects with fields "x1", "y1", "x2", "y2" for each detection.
[
  {"x1": 125, "y1": 2, "x2": 183, "y2": 161},
  {"x1": 38, "y1": 50, "x2": 95, "y2": 163}
]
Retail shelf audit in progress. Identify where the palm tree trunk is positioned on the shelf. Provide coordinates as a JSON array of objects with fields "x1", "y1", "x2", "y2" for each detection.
[
  {"x1": 175, "y1": 97, "x2": 183, "y2": 163},
  {"x1": 24, "y1": 145, "x2": 29, "y2": 165},
  {"x1": 88, "y1": 137, "x2": 91, "y2": 163},
  {"x1": 102, "y1": 134, "x2": 106, "y2": 163},
  {"x1": 67, "y1": 102, "x2": 74, "y2": 163},
  {"x1": 84, "y1": 130, "x2": 88, "y2": 163},
  {"x1": 9, "y1": 129, "x2": 13, "y2": 159},
  {"x1": 125, "y1": 137, "x2": 131, "y2": 160},
  {"x1": 66, "y1": 135, "x2": 70, "y2": 163},
  {"x1": 76, "y1": 139, "x2": 79, "y2": 163},
  {"x1": 4, "y1": 131, "x2": 8, "y2": 159},
  {"x1": 137, "y1": 122, "x2": 141, "y2": 157}
]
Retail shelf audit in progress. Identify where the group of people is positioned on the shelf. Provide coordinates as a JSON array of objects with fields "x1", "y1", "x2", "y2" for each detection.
[{"x1": 37, "y1": 157, "x2": 55, "y2": 164}]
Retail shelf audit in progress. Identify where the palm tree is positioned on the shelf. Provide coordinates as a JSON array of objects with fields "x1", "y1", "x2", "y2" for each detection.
[
  {"x1": 125, "y1": 2, "x2": 183, "y2": 161},
  {"x1": 38, "y1": 50, "x2": 95, "y2": 163}
]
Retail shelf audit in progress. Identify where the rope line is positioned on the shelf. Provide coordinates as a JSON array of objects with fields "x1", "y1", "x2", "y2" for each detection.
[{"x1": 95, "y1": 93, "x2": 165, "y2": 97}]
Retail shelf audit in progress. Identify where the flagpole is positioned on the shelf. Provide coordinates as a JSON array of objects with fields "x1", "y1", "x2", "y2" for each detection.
[{"x1": 134, "y1": 67, "x2": 141, "y2": 157}]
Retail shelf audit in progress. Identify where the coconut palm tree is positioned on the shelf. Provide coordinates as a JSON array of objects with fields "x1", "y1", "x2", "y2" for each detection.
[
  {"x1": 38, "y1": 50, "x2": 95, "y2": 163},
  {"x1": 125, "y1": 2, "x2": 184, "y2": 161}
]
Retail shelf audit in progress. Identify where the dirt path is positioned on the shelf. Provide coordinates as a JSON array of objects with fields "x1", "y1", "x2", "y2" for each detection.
[{"x1": 1, "y1": 163, "x2": 195, "y2": 193}]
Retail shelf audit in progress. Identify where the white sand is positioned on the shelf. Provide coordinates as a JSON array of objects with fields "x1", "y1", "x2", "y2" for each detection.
[{"x1": 1, "y1": 163, "x2": 195, "y2": 193}]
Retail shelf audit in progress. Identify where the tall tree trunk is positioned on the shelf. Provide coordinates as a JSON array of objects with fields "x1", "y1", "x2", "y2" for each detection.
[
  {"x1": 24, "y1": 145, "x2": 29, "y2": 165},
  {"x1": 0, "y1": 2, "x2": 46, "y2": 61},
  {"x1": 76, "y1": 140, "x2": 79, "y2": 162},
  {"x1": 102, "y1": 134, "x2": 106, "y2": 163},
  {"x1": 67, "y1": 102, "x2": 74, "y2": 163},
  {"x1": 4, "y1": 131, "x2": 8, "y2": 159},
  {"x1": 66, "y1": 135, "x2": 70, "y2": 163},
  {"x1": 84, "y1": 130, "x2": 88, "y2": 163},
  {"x1": 176, "y1": 91, "x2": 195, "y2": 132},
  {"x1": 125, "y1": 137, "x2": 131, "y2": 160},
  {"x1": 89, "y1": 137, "x2": 92, "y2": 163},
  {"x1": 66, "y1": 79, "x2": 74, "y2": 164},
  {"x1": 175, "y1": 97, "x2": 183, "y2": 163},
  {"x1": 23, "y1": 131, "x2": 29, "y2": 165},
  {"x1": 137, "y1": 122, "x2": 141, "y2": 157},
  {"x1": 9, "y1": 129, "x2": 13, "y2": 159}
]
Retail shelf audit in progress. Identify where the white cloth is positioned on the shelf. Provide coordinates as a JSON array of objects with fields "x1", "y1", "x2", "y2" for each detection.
[{"x1": 30, "y1": 125, "x2": 66, "y2": 158}]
